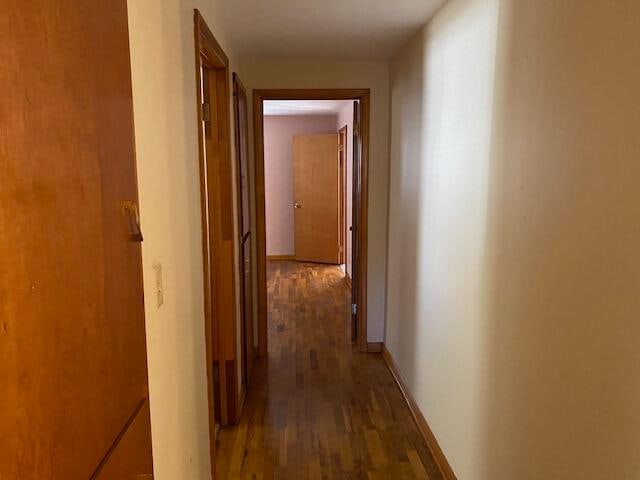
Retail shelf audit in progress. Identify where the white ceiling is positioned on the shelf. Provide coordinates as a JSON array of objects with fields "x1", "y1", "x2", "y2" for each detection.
[
  {"x1": 264, "y1": 100, "x2": 353, "y2": 116},
  {"x1": 212, "y1": 0, "x2": 447, "y2": 60}
]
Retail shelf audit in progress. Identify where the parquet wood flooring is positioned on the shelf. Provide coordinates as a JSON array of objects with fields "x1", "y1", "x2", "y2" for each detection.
[{"x1": 215, "y1": 261, "x2": 443, "y2": 480}]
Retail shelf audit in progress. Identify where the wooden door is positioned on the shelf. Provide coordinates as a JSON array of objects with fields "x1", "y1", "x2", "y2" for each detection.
[
  {"x1": 351, "y1": 101, "x2": 362, "y2": 343},
  {"x1": 233, "y1": 73, "x2": 254, "y2": 388},
  {"x1": 241, "y1": 235, "x2": 254, "y2": 385},
  {"x1": 293, "y1": 134, "x2": 340, "y2": 264},
  {"x1": 198, "y1": 51, "x2": 238, "y2": 426},
  {"x1": 338, "y1": 126, "x2": 348, "y2": 265},
  {"x1": 0, "y1": 1, "x2": 153, "y2": 479}
]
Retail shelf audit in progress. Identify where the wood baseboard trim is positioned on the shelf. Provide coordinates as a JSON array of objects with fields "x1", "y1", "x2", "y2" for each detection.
[
  {"x1": 381, "y1": 345, "x2": 457, "y2": 480},
  {"x1": 267, "y1": 255, "x2": 295, "y2": 261},
  {"x1": 366, "y1": 342, "x2": 383, "y2": 353},
  {"x1": 344, "y1": 271, "x2": 352, "y2": 289}
]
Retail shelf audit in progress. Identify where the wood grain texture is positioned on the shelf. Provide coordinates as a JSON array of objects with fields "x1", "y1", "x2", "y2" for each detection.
[
  {"x1": 194, "y1": 11, "x2": 238, "y2": 478},
  {"x1": 293, "y1": 133, "x2": 340, "y2": 264},
  {"x1": 253, "y1": 89, "x2": 371, "y2": 358},
  {"x1": 234, "y1": 72, "x2": 255, "y2": 396},
  {"x1": 93, "y1": 401, "x2": 154, "y2": 480},
  {"x1": 338, "y1": 126, "x2": 348, "y2": 265},
  {"x1": 0, "y1": 1, "x2": 152, "y2": 478},
  {"x1": 215, "y1": 261, "x2": 443, "y2": 479},
  {"x1": 382, "y1": 347, "x2": 457, "y2": 480},
  {"x1": 267, "y1": 255, "x2": 296, "y2": 261}
]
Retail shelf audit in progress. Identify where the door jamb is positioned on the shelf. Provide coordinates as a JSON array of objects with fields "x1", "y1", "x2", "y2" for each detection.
[
  {"x1": 194, "y1": 9, "x2": 239, "y2": 477},
  {"x1": 338, "y1": 125, "x2": 348, "y2": 266},
  {"x1": 253, "y1": 89, "x2": 371, "y2": 355}
]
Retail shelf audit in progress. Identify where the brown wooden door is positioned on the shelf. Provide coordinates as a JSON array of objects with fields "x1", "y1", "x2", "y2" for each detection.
[
  {"x1": 0, "y1": 1, "x2": 153, "y2": 479},
  {"x1": 351, "y1": 100, "x2": 362, "y2": 343},
  {"x1": 233, "y1": 74, "x2": 254, "y2": 389},
  {"x1": 293, "y1": 134, "x2": 340, "y2": 264}
]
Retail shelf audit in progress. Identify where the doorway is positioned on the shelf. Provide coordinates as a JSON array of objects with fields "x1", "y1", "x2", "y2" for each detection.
[
  {"x1": 193, "y1": 11, "x2": 241, "y2": 478},
  {"x1": 253, "y1": 90, "x2": 371, "y2": 355}
]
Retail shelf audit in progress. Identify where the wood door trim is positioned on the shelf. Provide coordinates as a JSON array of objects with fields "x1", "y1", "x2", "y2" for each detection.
[
  {"x1": 194, "y1": 9, "x2": 237, "y2": 477},
  {"x1": 253, "y1": 89, "x2": 371, "y2": 355},
  {"x1": 338, "y1": 125, "x2": 348, "y2": 265}
]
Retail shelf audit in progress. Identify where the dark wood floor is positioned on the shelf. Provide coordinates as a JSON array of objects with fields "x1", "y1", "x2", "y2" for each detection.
[{"x1": 216, "y1": 261, "x2": 443, "y2": 479}]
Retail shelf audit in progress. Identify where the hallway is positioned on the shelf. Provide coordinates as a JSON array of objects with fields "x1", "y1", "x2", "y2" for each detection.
[{"x1": 216, "y1": 261, "x2": 443, "y2": 479}]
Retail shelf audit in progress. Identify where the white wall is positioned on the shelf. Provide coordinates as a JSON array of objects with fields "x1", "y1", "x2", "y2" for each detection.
[
  {"x1": 337, "y1": 102, "x2": 354, "y2": 279},
  {"x1": 387, "y1": 0, "x2": 499, "y2": 476},
  {"x1": 240, "y1": 58, "x2": 390, "y2": 342},
  {"x1": 127, "y1": 2, "x2": 241, "y2": 478},
  {"x1": 387, "y1": 0, "x2": 640, "y2": 478},
  {"x1": 264, "y1": 115, "x2": 338, "y2": 256}
]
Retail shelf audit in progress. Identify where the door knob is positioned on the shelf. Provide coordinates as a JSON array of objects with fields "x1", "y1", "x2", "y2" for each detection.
[{"x1": 293, "y1": 202, "x2": 301, "y2": 209}]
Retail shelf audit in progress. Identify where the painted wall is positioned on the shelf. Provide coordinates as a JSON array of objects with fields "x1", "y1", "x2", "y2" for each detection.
[
  {"x1": 127, "y1": 2, "x2": 242, "y2": 478},
  {"x1": 337, "y1": 102, "x2": 354, "y2": 279},
  {"x1": 240, "y1": 58, "x2": 390, "y2": 342},
  {"x1": 386, "y1": 0, "x2": 640, "y2": 478},
  {"x1": 264, "y1": 115, "x2": 338, "y2": 257}
]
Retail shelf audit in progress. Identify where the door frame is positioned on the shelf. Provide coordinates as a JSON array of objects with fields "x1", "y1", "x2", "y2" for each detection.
[
  {"x1": 194, "y1": 9, "x2": 240, "y2": 477},
  {"x1": 253, "y1": 89, "x2": 371, "y2": 354},
  {"x1": 338, "y1": 125, "x2": 348, "y2": 266}
]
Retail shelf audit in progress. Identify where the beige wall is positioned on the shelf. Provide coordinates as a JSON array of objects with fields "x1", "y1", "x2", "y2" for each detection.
[
  {"x1": 387, "y1": 0, "x2": 640, "y2": 478},
  {"x1": 127, "y1": 1, "x2": 241, "y2": 478},
  {"x1": 240, "y1": 58, "x2": 390, "y2": 342}
]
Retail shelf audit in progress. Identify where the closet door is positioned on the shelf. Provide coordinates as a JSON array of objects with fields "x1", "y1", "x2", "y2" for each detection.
[{"x1": 0, "y1": 1, "x2": 153, "y2": 478}]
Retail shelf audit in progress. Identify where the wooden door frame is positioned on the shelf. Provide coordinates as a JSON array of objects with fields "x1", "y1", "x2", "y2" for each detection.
[
  {"x1": 194, "y1": 9, "x2": 240, "y2": 478},
  {"x1": 253, "y1": 89, "x2": 371, "y2": 354},
  {"x1": 338, "y1": 125, "x2": 348, "y2": 266}
]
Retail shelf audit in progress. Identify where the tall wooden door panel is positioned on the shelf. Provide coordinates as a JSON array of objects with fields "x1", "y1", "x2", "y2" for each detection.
[
  {"x1": 233, "y1": 73, "x2": 254, "y2": 390},
  {"x1": 293, "y1": 134, "x2": 340, "y2": 264},
  {"x1": 351, "y1": 100, "x2": 362, "y2": 343},
  {"x1": 0, "y1": 1, "x2": 153, "y2": 478}
]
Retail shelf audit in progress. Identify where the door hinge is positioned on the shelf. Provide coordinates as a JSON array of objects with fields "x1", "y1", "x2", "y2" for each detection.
[
  {"x1": 338, "y1": 144, "x2": 344, "y2": 152},
  {"x1": 351, "y1": 303, "x2": 358, "y2": 315},
  {"x1": 202, "y1": 102, "x2": 211, "y2": 122}
]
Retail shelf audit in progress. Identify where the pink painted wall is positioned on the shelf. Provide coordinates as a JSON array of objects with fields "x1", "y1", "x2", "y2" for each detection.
[
  {"x1": 264, "y1": 115, "x2": 337, "y2": 256},
  {"x1": 337, "y1": 102, "x2": 354, "y2": 279}
]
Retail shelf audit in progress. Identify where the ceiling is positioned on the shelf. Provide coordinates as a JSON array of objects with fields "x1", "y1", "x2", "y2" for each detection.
[
  {"x1": 212, "y1": 0, "x2": 447, "y2": 60},
  {"x1": 264, "y1": 100, "x2": 353, "y2": 116}
]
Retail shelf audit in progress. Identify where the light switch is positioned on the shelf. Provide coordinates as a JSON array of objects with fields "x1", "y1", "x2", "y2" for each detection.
[{"x1": 153, "y1": 261, "x2": 164, "y2": 309}]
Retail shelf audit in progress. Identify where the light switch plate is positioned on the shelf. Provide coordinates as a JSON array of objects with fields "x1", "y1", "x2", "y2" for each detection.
[{"x1": 153, "y1": 261, "x2": 164, "y2": 309}]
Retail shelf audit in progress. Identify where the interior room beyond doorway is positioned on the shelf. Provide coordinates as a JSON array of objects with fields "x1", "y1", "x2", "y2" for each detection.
[{"x1": 263, "y1": 99, "x2": 355, "y2": 281}]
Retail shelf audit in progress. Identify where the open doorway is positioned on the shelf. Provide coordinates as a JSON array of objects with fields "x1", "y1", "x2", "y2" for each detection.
[{"x1": 253, "y1": 90, "x2": 370, "y2": 355}]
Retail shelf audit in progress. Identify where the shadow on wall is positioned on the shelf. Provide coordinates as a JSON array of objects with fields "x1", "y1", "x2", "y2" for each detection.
[
  {"x1": 481, "y1": 1, "x2": 640, "y2": 478},
  {"x1": 386, "y1": 29, "x2": 425, "y2": 388},
  {"x1": 387, "y1": 0, "x2": 640, "y2": 478}
]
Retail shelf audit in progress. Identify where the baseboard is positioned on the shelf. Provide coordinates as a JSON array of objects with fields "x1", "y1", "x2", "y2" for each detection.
[
  {"x1": 366, "y1": 342, "x2": 383, "y2": 353},
  {"x1": 266, "y1": 255, "x2": 295, "y2": 261},
  {"x1": 344, "y1": 271, "x2": 352, "y2": 289},
  {"x1": 381, "y1": 345, "x2": 457, "y2": 480}
]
